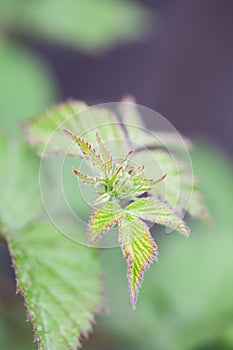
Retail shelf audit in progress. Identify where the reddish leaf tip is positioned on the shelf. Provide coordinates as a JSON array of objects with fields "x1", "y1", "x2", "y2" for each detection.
[{"x1": 62, "y1": 128, "x2": 73, "y2": 137}]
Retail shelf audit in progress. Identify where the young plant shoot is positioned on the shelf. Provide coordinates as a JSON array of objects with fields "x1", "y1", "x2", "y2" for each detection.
[{"x1": 63, "y1": 129, "x2": 190, "y2": 309}]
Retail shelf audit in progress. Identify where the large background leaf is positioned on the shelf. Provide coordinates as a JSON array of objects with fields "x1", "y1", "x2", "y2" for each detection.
[
  {"x1": 0, "y1": 137, "x2": 103, "y2": 350},
  {"x1": 8, "y1": 221, "x2": 103, "y2": 350},
  {"x1": 0, "y1": 0, "x2": 152, "y2": 53}
]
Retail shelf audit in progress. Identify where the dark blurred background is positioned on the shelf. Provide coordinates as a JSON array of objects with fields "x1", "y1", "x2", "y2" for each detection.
[{"x1": 25, "y1": 0, "x2": 233, "y2": 156}]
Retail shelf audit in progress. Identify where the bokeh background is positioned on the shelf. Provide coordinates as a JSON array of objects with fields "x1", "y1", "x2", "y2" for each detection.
[{"x1": 0, "y1": 0, "x2": 233, "y2": 349}]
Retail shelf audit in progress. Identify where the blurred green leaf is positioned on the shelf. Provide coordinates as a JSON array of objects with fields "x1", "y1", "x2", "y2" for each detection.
[
  {"x1": 0, "y1": 0, "x2": 153, "y2": 53},
  {"x1": 23, "y1": 101, "x2": 128, "y2": 158},
  {"x1": 0, "y1": 136, "x2": 43, "y2": 231},
  {"x1": 0, "y1": 40, "x2": 57, "y2": 132},
  {"x1": 0, "y1": 136, "x2": 103, "y2": 350},
  {"x1": 98, "y1": 142, "x2": 233, "y2": 350}
]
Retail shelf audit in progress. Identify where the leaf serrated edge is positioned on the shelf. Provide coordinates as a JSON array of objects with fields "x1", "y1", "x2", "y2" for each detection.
[
  {"x1": 6, "y1": 232, "x2": 106, "y2": 350},
  {"x1": 127, "y1": 198, "x2": 190, "y2": 237},
  {"x1": 118, "y1": 216, "x2": 158, "y2": 310}
]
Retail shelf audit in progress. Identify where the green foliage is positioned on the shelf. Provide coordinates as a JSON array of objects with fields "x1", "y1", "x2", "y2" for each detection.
[
  {"x1": 0, "y1": 136, "x2": 103, "y2": 350},
  {"x1": 0, "y1": 0, "x2": 152, "y2": 53},
  {"x1": 0, "y1": 40, "x2": 57, "y2": 132}
]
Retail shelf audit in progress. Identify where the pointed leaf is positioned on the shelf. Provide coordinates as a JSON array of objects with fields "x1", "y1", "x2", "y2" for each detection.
[
  {"x1": 88, "y1": 202, "x2": 124, "y2": 244},
  {"x1": 131, "y1": 165, "x2": 145, "y2": 177},
  {"x1": 131, "y1": 177, "x2": 154, "y2": 197},
  {"x1": 119, "y1": 214, "x2": 158, "y2": 309},
  {"x1": 73, "y1": 168, "x2": 97, "y2": 185},
  {"x1": 64, "y1": 129, "x2": 105, "y2": 172},
  {"x1": 127, "y1": 198, "x2": 190, "y2": 236}
]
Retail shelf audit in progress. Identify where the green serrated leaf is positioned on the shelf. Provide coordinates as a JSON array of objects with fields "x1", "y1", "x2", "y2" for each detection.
[
  {"x1": 130, "y1": 174, "x2": 166, "y2": 198},
  {"x1": 88, "y1": 202, "x2": 124, "y2": 244},
  {"x1": 23, "y1": 101, "x2": 128, "y2": 158},
  {"x1": 7, "y1": 221, "x2": 103, "y2": 350},
  {"x1": 126, "y1": 198, "x2": 190, "y2": 237},
  {"x1": 119, "y1": 214, "x2": 158, "y2": 309},
  {"x1": 130, "y1": 178, "x2": 153, "y2": 197}
]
